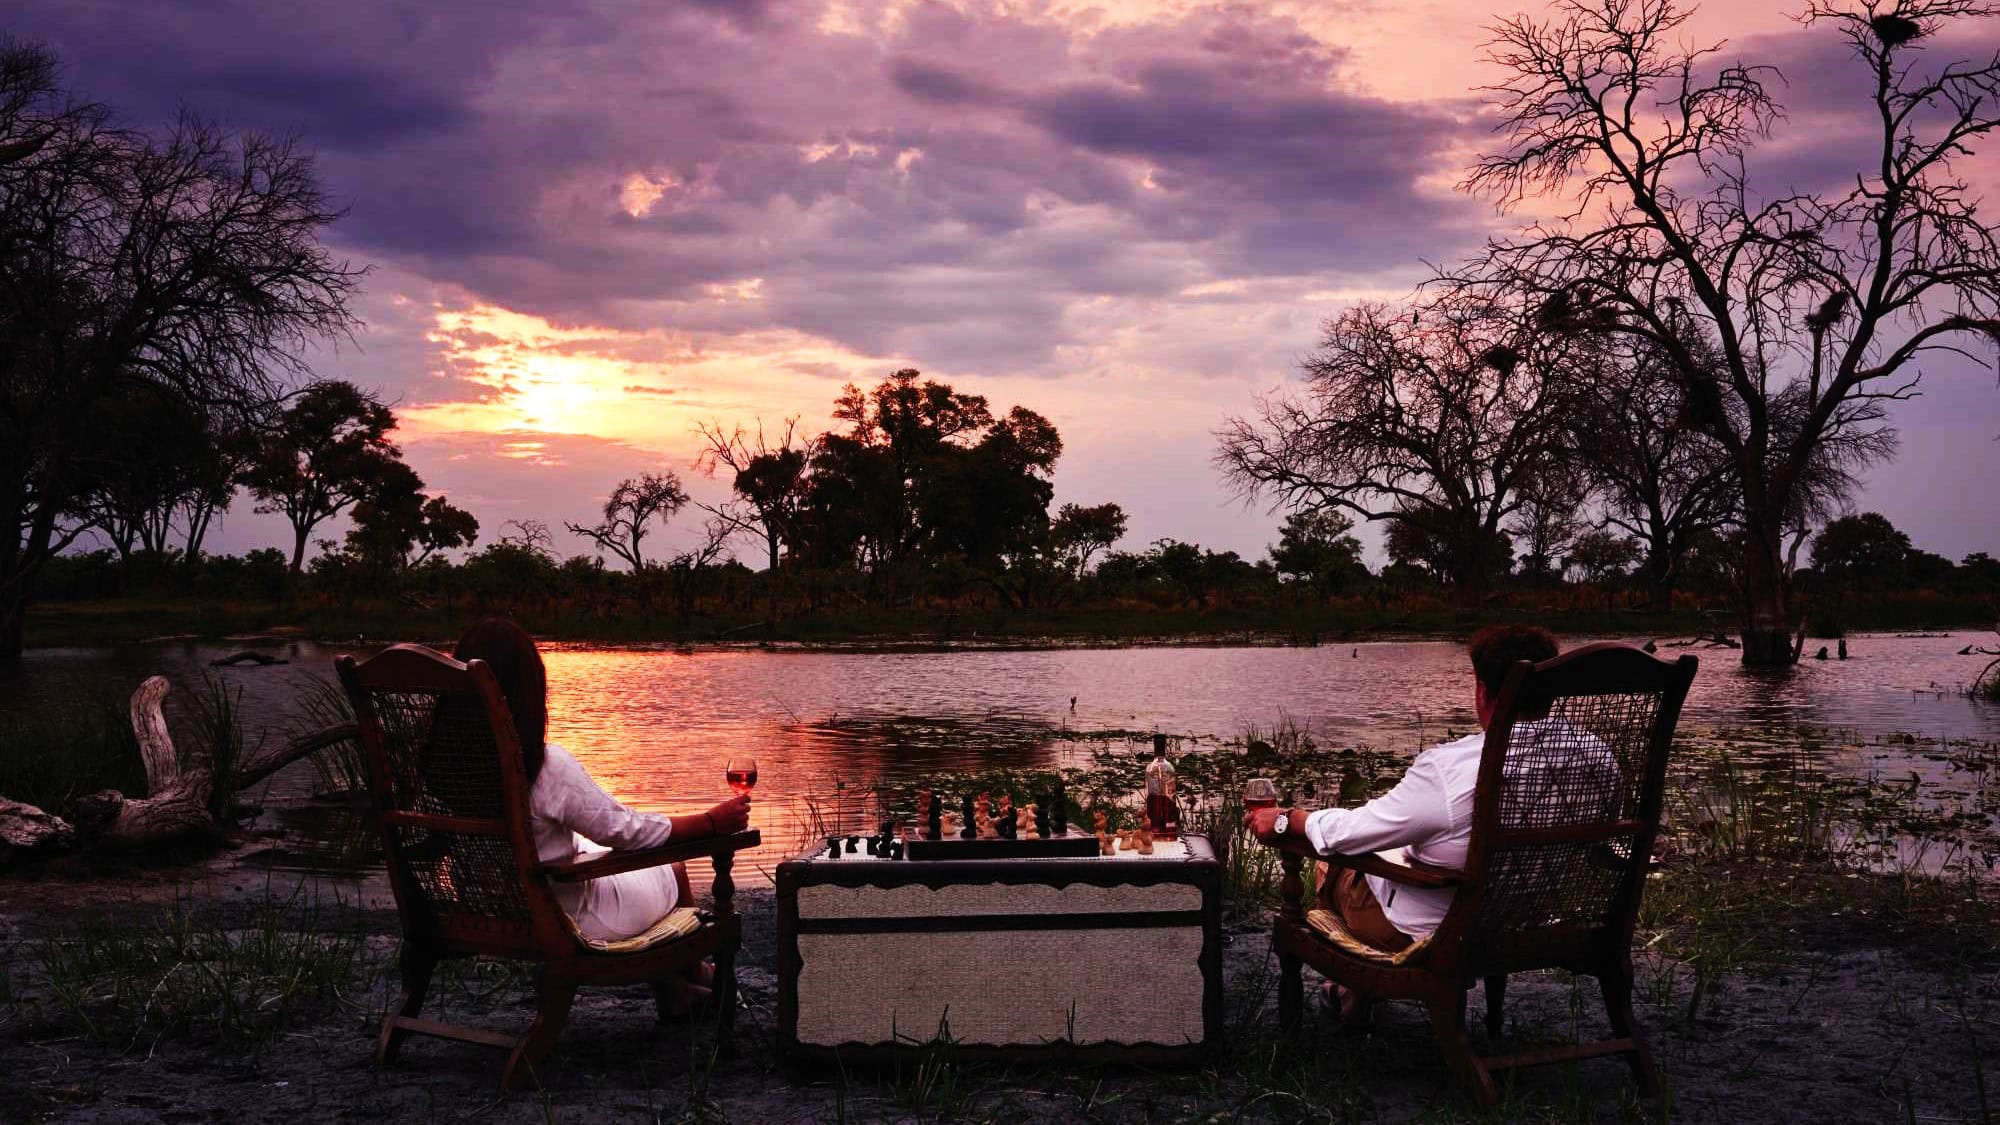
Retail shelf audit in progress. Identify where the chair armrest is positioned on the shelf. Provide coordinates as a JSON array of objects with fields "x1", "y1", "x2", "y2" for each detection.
[
  {"x1": 542, "y1": 830, "x2": 762, "y2": 883},
  {"x1": 1321, "y1": 850, "x2": 1462, "y2": 889},
  {"x1": 1260, "y1": 835, "x2": 1460, "y2": 889}
]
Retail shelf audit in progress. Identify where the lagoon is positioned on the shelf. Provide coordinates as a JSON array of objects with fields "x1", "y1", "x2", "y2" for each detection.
[{"x1": 8, "y1": 630, "x2": 1996, "y2": 875}]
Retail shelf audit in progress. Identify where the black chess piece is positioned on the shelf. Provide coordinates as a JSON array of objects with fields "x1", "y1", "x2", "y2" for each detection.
[
  {"x1": 1050, "y1": 780, "x2": 1068, "y2": 834},
  {"x1": 927, "y1": 797, "x2": 943, "y2": 840},
  {"x1": 886, "y1": 840, "x2": 903, "y2": 860},
  {"x1": 864, "y1": 836, "x2": 879, "y2": 856},
  {"x1": 1035, "y1": 800, "x2": 1051, "y2": 839},
  {"x1": 845, "y1": 835, "x2": 859, "y2": 854},
  {"x1": 960, "y1": 794, "x2": 976, "y2": 838},
  {"x1": 825, "y1": 836, "x2": 841, "y2": 860},
  {"x1": 997, "y1": 806, "x2": 1016, "y2": 839}
]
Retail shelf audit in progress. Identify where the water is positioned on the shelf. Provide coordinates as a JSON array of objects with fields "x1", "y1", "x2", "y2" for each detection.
[{"x1": 7, "y1": 631, "x2": 1997, "y2": 875}]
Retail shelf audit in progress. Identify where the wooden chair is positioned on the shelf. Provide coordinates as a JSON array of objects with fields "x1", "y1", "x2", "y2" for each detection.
[
  {"x1": 335, "y1": 644, "x2": 761, "y2": 1089},
  {"x1": 1267, "y1": 642, "x2": 1697, "y2": 1107}
]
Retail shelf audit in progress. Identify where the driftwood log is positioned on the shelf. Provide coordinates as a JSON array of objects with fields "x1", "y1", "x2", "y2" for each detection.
[
  {"x1": 1, "y1": 676, "x2": 360, "y2": 858},
  {"x1": 210, "y1": 650, "x2": 289, "y2": 667},
  {"x1": 0, "y1": 797, "x2": 76, "y2": 864}
]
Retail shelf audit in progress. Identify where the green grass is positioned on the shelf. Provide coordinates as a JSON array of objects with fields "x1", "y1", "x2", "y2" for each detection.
[{"x1": 20, "y1": 879, "x2": 369, "y2": 1051}]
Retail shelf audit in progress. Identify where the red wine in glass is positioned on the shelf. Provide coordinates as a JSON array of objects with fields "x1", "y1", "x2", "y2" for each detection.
[
  {"x1": 725, "y1": 756, "x2": 758, "y2": 796},
  {"x1": 1243, "y1": 777, "x2": 1279, "y2": 811}
]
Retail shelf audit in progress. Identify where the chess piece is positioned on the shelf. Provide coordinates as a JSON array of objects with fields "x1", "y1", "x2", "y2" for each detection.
[
  {"x1": 1050, "y1": 780, "x2": 1068, "y2": 835},
  {"x1": 926, "y1": 792, "x2": 943, "y2": 839},
  {"x1": 845, "y1": 835, "x2": 859, "y2": 854},
  {"x1": 1034, "y1": 799, "x2": 1051, "y2": 839},
  {"x1": 864, "y1": 835, "x2": 879, "y2": 856},
  {"x1": 1144, "y1": 735, "x2": 1179, "y2": 838},
  {"x1": 1134, "y1": 825, "x2": 1155, "y2": 855},
  {"x1": 1017, "y1": 803, "x2": 1037, "y2": 840},
  {"x1": 975, "y1": 794, "x2": 998, "y2": 840},
  {"x1": 1116, "y1": 828, "x2": 1135, "y2": 851},
  {"x1": 826, "y1": 836, "x2": 842, "y2": 860},
  {"x1": 960, "y1": 794, "x2": 977, "y2": 839},
  {"x1": 941, "y1": 810, "x2": 963, "y2": 837},
  {"x1": 1093, "y1": 809, "x2": 1113, "y2": 855},
  {"x1": 997, "y1": 794, "x2": 1017, "y2": 839},
  {"x1": 916, "y1": 790, "x2": 934, "y2": 839}
]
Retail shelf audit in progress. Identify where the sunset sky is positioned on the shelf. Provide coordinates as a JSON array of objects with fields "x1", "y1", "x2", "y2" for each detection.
[{"x1": 15, "y1": 0, "x2": 1999, "y2": 567}]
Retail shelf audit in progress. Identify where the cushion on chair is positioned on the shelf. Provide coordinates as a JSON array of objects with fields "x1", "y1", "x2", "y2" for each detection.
[
  {"x1": 1304, "y1": 908, "x2": 1432, "y2": 967},
  {"x1": 570, "y1": 906, "x2": 705, "y2": 953}
]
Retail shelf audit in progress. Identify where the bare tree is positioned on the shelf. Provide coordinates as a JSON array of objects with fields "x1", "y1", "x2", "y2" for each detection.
[
  {"x1": 693, "y1": 417, "x2": 814, "y2": 571},
  {"x1": 1, "y1": 44, "x2": 360, "y2": 671},
  {"x1": 664, "y1": 505, "x2": 742, "y2": 626},
  {"x1": 1458, "y1": 0, "x2": 2000, "y2": 662},
  {"x1": 1564, "y1": 329, "x2": 1740, "y2": 609},
  {"x1": 565, "y1": 472, "x2": 689, "y2": 572},
  {"x1": 1216, "y1": 296, "x2": 1576, "y2": 607},
  {"x1": 1509, "y1": 461, "x2": 1590, "y2": 582}
]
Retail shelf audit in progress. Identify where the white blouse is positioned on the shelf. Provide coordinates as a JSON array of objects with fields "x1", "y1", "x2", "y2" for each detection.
[{"x1": 529, "y1": 742, "x2": 678, "y2": 933}]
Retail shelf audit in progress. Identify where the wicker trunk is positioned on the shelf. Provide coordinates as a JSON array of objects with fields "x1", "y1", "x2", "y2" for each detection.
[{"x1": 776, "y1": 835, "x2": 1222, "y2": 1064}]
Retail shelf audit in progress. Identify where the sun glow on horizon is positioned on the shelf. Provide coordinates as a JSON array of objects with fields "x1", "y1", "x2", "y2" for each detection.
[{"x1": 401, "y1": 300, "x2": 890, "y2": 454}]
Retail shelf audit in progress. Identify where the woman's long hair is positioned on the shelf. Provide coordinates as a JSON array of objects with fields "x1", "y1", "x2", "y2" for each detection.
[{"x1": 452, "y1": 617, "x2": 549, "y2": 780}]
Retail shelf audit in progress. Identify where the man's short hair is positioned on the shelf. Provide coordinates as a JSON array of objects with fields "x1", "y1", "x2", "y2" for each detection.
[{"x1": 1468, "y1": 625, "x2": 1561, "y2": 693}]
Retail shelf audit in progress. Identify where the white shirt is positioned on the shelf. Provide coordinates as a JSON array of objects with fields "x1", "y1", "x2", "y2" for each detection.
[
  {"x1": 529, "y1": 742, "x2": 676, "y2": 924},
  {"x1": 1303, "y1": 721, "x2": 1616, "y2": 940}
]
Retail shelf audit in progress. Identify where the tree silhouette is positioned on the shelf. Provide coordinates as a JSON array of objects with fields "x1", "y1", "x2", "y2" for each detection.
[
  {"x1": 1050, "y1": 502, "x2": 1128, "y2": 579},
  {"x1": 1268, "y1": 510, "x2": 1368, "y2": 600},
  {"x1": 238, "y1": 382, "x2": 403, "y2": 574},
  {"x1": 565, "y1": 472, "x2": 690, "y2": 572},
  {"x1": 694, "y1": 418, "x2": 814, "y2": 571},
  {"x1": 1457, "y1": 0, "x2": 2000, "y2": 662},
  {"x1": 2, "y1": 42, "x2": 358, "y2": 668},
  {"x1": 344, "y1": 463, "x2": 480, "y2": 569},
  {"x1": 1216, "y1": 297, "x2": 1572, "y2": 608}
]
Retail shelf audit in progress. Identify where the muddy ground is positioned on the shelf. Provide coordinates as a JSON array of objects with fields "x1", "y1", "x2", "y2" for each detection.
[{"x1": 1, "y1": 842, "x2": 1995, "y2": 1125}]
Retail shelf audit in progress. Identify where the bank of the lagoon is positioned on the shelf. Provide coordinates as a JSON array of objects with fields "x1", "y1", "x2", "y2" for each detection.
[
  {"x1": 21, "y1": 586, "x2": 2000, "y2": 656},
  {"x1": 2, "y1": 634, "x2": 1996, "y2": 1121}
]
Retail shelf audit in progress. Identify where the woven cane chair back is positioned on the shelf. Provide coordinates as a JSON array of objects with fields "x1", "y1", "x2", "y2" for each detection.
[
  {"x1": 338, "y1": 645, "x2": 553, "y2": 951},
  {"x1": 1445, "y1": 644, "x2": 1696, "y2": 966}
]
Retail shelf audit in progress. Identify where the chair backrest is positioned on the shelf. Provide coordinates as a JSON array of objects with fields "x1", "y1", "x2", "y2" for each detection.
[
  {"x1": 335, "y1": 644, "x2": 566, "y2": 956},
  {"x1": 1429, "y1": 643, "x2": 1697, "y2": 976}
]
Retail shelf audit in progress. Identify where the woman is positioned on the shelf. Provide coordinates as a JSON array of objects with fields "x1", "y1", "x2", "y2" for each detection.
[{"x1": 451, "y1": 618, "x2": 751, "y2": 1009}]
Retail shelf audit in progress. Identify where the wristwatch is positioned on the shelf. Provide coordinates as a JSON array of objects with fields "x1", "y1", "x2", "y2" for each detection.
[{"x1": 1273, "y1": 811, "x2": 1291, "y2": 838}]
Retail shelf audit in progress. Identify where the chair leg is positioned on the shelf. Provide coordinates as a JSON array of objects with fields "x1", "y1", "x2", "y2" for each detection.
[
  {"x1": 502, "y1": 970, "x2": 577, "y2": 1091},
  {"x1": 378, "y1": 945, "x2": 438, "y2": 1064},
  {"x1": 712, "y1": 942, "x2": 740, "y2": 1056},
  {"x1": 1427, "y1": 992, "x2": 1497, "y2": 1109},
  {"x1": 1601, "y1": 962, "x2": 1663, "y2": 1098},
  {"x1": 1277, "y1": 950, "x2": 1304, "y2": 1033},
  {"x1": 1484, "y1": 973, "x2": 1507, "y2": 1038}
]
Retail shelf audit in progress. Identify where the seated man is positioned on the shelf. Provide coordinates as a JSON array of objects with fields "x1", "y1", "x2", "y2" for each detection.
[{"x1": 1247, "y1": 624, "x2": 1593, "y2": 1009}]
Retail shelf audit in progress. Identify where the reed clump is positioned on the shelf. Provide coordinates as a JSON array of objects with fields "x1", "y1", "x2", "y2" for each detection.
[{"x1": 17, "y1": 880, "x2": 369, "y2": 1050}]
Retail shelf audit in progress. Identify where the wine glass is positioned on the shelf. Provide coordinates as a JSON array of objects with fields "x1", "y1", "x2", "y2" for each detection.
[
  {"x1": 1243, "y1": 777, "x2": 1279, "y2": 811},
  {"x1": 725, "y1": 756, "x2": 758, "y2": 797}
]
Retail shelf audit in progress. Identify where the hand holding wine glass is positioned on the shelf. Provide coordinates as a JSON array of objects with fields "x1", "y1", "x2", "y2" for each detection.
[{"x1": 697, "y1": 756, "x2": 755, "y2": 836}]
